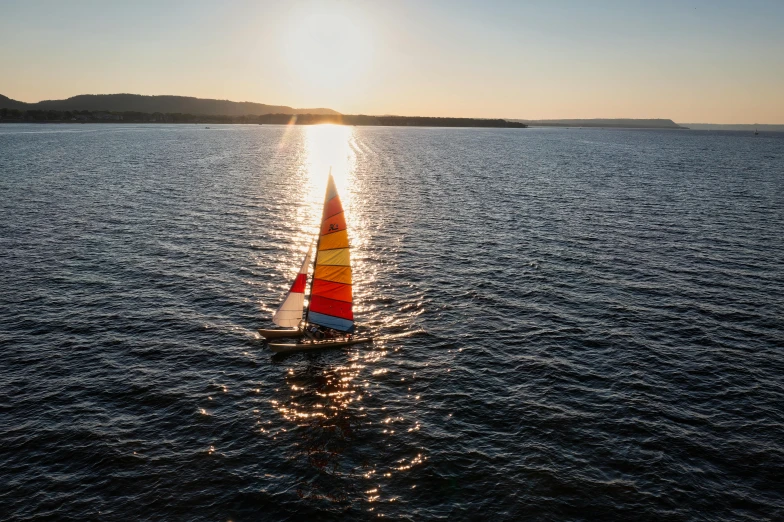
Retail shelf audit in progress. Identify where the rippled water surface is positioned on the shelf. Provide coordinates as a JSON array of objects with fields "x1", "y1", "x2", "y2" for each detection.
[{"x1": 2, "y1": 124, "x2": 783, "y2": 520}]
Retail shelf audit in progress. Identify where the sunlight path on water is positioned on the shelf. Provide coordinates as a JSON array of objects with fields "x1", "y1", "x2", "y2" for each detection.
[
  {"x1": 304, "y1": 124, "x2": 356, "y2": 217},
  {"x1": 265, "y1": 125, "x2": 428, "y2": 511}
]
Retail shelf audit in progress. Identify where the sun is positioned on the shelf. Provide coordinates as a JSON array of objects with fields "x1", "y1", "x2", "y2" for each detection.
[{"x1": 282, "y1": 8, "x2": 372, "y2": 92}]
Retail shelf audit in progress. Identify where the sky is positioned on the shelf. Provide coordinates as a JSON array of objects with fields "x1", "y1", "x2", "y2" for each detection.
[{"x1": 2, "y1": 0, "x2": 783, "y2": 123}]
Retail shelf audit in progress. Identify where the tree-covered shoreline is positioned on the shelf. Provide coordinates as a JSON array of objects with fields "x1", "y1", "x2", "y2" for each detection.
[{"x1": 0, "y1": 108, "x2": 526, "y2": 128}]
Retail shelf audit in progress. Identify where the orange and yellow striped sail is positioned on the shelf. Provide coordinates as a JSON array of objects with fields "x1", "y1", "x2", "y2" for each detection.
[{"x1": 307, "y1": 174, "x2": 354, "y2": 332}]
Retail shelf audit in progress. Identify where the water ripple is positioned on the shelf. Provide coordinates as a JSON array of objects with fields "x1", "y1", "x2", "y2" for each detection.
[{"x1": 1, "y1": 124, "x2": 783, "y2": 520}]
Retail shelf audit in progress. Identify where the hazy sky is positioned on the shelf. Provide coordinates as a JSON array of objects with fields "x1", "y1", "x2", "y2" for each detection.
[{"x1": 2, "y1": 0, "x2": 783, "y2": 123}]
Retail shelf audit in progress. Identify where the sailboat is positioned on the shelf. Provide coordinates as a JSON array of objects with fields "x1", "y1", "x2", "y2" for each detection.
[{"x1": 259, "y1": 172, "x2": 373, "y2": 354}]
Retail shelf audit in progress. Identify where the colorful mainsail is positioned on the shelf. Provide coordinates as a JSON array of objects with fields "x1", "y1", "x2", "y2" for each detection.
[
  {"x1": 307, "y1": 174, "x2": 354, "y2": 332},
  {"x1": 272, "y1": 243, "x2": 313, "y2": 327}
]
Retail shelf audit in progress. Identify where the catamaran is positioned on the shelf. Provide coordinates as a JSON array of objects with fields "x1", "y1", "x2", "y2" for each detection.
[{"x1": 258, "y1": 172, "x2": 372, "y2": 354}]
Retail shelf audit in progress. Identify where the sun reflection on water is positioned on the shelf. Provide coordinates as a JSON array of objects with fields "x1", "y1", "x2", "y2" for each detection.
[
  {"x1": 303, "y1": 124, "x2": 356, "y2": 203},
  {"x1": 276, "y1": 357, "x2": 366, "y2": 503},
  {"x1": 263, "y1": 345, "x2": 428, "y2": 511},
  {"x1": 257, "y1": 125, "x2": 429, "y2": 512}
]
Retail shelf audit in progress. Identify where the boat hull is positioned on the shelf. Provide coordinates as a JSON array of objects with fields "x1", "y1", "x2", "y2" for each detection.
[
  {"x1": 268, "y1": 337, "x2": 373, "y2": 354},
  {"x1": 258, "y1": 328, "x2": 304, "y2": 340}
]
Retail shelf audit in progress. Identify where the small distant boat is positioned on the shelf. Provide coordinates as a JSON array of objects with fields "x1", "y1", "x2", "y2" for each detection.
[
  {"x1": 205, "y1": 126, "x2": 210, "y2": 129},
  {"x1": 754, "y1": 128, "x2": 759, "y2": 136},
  {"x1": 260, "y1": 170, "x2": 372, "y2": 354}
]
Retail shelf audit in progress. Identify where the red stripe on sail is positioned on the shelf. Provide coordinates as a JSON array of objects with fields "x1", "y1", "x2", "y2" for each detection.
[
  {"x1": 290, "y1": 273, "x2": 306, "y2": 294},
  {"x1": 309, "y1": 295, "x2": 354, "y2": 320},
  {"x1": 311, "y1": 278, "x2": 352, "y2": 302},
  {"x1": 323, "y1": 196, "x2": 344, "y2": 220}
]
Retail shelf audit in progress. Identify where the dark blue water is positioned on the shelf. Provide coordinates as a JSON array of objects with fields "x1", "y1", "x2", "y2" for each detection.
[{"x1": 2, "y1": 124, "x2": 783, "y2": 520}]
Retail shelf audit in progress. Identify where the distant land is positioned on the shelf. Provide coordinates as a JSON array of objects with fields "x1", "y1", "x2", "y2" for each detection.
[
  {"x1": 512, "y1": 118, "x2": 686, "y2": 129},
  {"x1": 19, "y1": 93, "x2": 783, "y2": 130},
  {"x1": 0, "y1": 93, "x2": 338, "y2": 117},
  {"x1": 3, "y1": 94, "x2": 781, "y2": 130},
  {"x1": 679, "y1": 123, "x2": 784, "y2": 132},
  {"x1": 0, "y1": 93, "x2": 526, "y2": 128},
  {"x1": 0, "y1": 107, "x2": 526, "y2": 128}
]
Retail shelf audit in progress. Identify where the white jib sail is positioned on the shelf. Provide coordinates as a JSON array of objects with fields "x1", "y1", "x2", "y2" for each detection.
[{"x1": 272, "y1": 243, "x2": 313, "y2": 327}]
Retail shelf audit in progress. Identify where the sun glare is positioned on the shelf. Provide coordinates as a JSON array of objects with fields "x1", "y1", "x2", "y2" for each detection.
[{"x1": 305, "y1": 124, "x2": 355, "y2": 202}]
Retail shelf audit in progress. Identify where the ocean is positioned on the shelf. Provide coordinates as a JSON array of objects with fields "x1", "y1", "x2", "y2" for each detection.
[{"x1": 1, "y1": 123, "x2": 782, "y2": 520}]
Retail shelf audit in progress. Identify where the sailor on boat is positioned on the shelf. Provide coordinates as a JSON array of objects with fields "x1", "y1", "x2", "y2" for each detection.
[{"x1": 304, "y1": 323, "x2": 351, "y2": 342}]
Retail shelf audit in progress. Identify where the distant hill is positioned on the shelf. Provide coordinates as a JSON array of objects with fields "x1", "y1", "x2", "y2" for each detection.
[
  {"x1": 0, "y1": 93, "x2": 339, "y2": 116},
  {"x1": 0, "y1": 94, "x2": 26, "y2": 110},
  {"x1": 512, "y1": 118, "x2": 686, "y2": 129}
]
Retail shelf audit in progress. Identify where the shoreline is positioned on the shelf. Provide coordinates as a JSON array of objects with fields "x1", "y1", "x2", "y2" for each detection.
[{"x1": 0, "y1": 118, "x2": 527, "y2": 129}]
